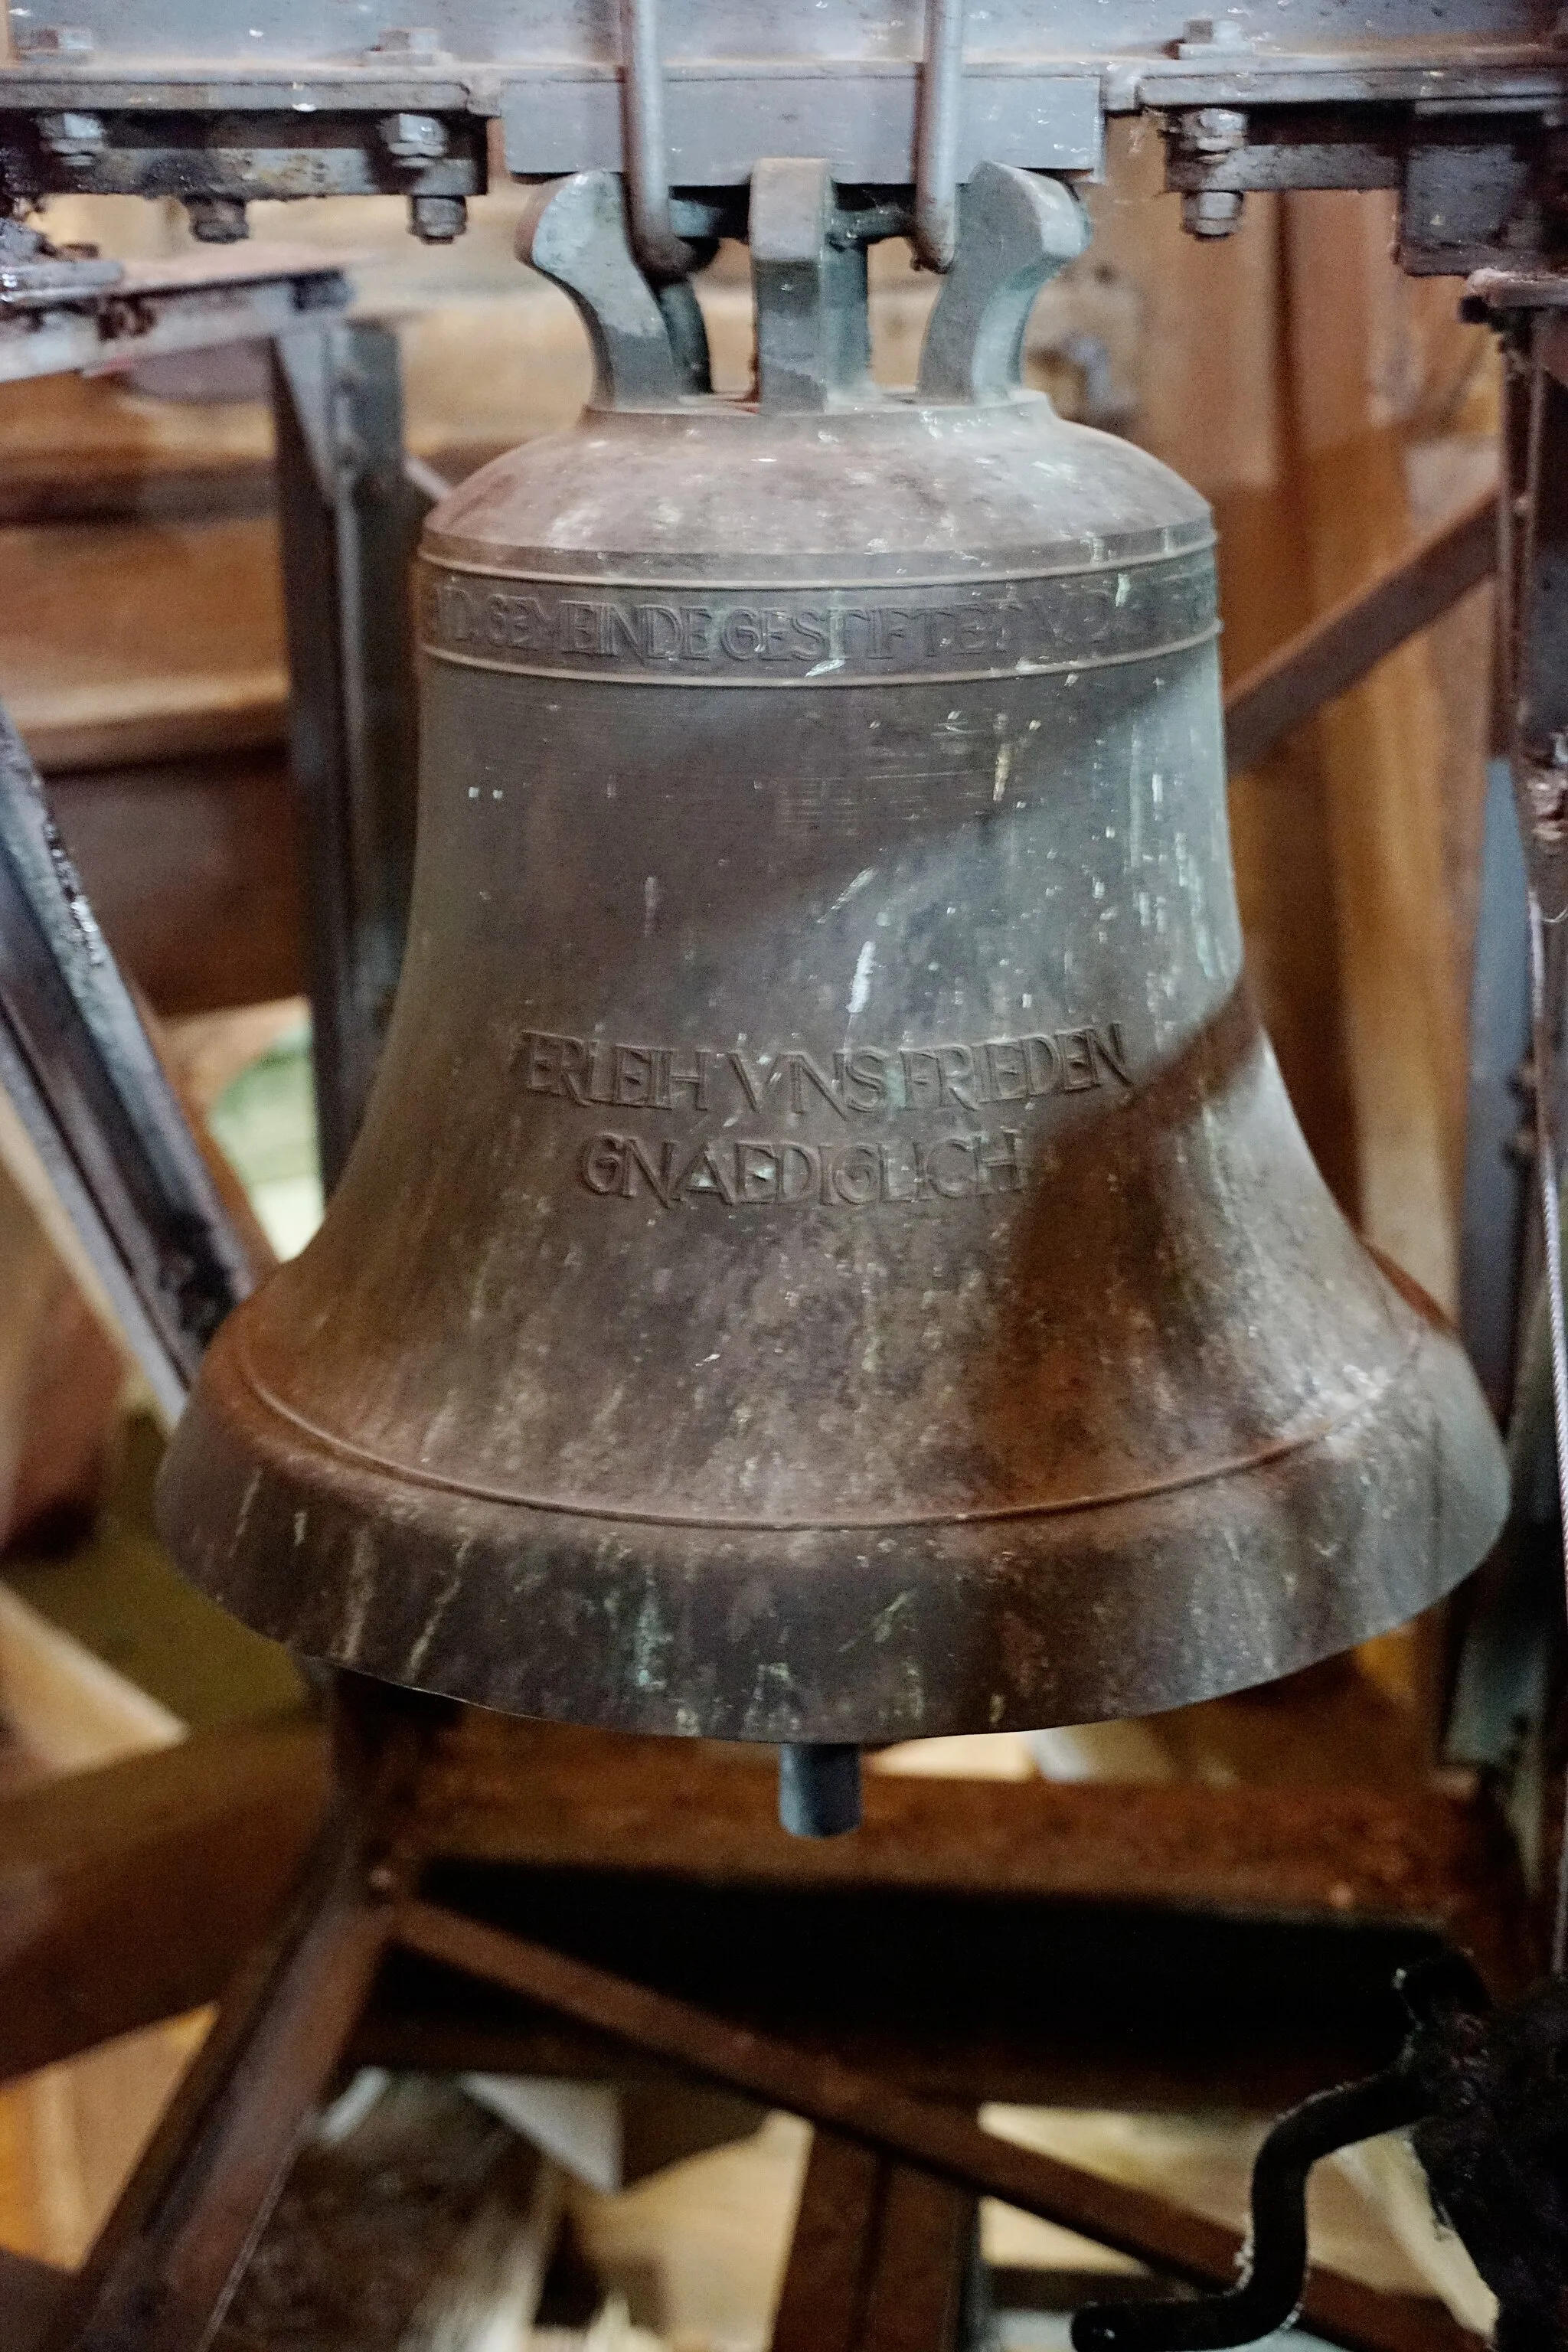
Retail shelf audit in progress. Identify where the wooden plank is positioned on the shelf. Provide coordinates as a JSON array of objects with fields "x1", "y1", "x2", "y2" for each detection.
[
  {"x1": 44, "y1": 1821, "x2": 388, "y2": 2352},
  {"x1": 770, "y1": 2132, "x2": 885, "y2": 2352},
  {"x1": 1224, "y1": 485, "x2": 1497, "y2": 775},
  {"x1": 1282, "y1": 189, "x2": 1473, "y2": 1315},
  {"x1": 0, "y1": 1586, "x2": 181, "y2": 1776},
  {"x1": 0, "y1": 2247, "x2": 66, "y2": 2352},
  {"x1": 772, "y1": 2132, "x2": 975, "y2": 2352},
  {"x1": 413, "y1": 1717, "x2": 1530, "y2": 1990},
  {"x1": 0, "y1": 1143, "x2": 123, "y2": 1552},
  {"x1": 0, "y1": 515, "x2": 285, "y2": 781},
  {"x1": 24, "y1": 694, "x2": 286, "y2": 779},
  {"x1": 354, "y1": 1888, "x2": 1449, "y2": 2114},
  {"x1": 858, "y1": 2163, "x2": 975, "y2": 2352},
  {"x1": 0, "y1": 1716, "x2": 328, "y2": 2079},
  {"x1": 48, "y1": 752, "x2": 304, "y2": 1017}
]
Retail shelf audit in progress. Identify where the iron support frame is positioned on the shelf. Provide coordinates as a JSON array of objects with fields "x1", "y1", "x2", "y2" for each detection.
[{"x1": 270, "y1": 320, "x2": 430, "y2": 1186}]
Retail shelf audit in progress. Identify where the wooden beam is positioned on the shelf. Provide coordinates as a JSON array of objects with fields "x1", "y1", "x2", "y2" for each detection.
[
  {"x1": 44, "y1": 1821, "x2": 388, "y2": 2352},
  {"x1": 413, "y1": 1716, "x2": 1531, "y2": 1992},
  {"x1": 0, "y1": 1715, "x2": 328, "y2": 2080},
  {"x1": 47, "y1": 750, "x2": 305, "y2": 1017},
  {"x1": 771, "y1": 2131, "x2": 975, "y2": 2352},
  {"x1": 1223, "y1": 485, "x2": 1497, "y2": 776},
  {"x1": 0, "y1": 2249, "x2": 66, "y2": 2352}
]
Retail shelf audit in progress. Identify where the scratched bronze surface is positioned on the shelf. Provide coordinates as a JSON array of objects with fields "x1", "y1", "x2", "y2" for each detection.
[{"x1": 158, "y1": 180, "x2": 1505, "y2": 1741}]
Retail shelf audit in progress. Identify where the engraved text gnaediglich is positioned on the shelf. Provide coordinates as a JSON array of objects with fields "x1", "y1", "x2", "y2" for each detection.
[{"x1": 511, "y1": 1025, "x2": 1133, "y2": 1211}]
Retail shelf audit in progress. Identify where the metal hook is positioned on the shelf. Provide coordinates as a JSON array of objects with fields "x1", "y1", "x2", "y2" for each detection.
[
  {"x1": 1070, "y1": 2066, "x2": 1429, "y2": 2351},
  {"x1": 914, "y1": 0, "x2": 968, "y2": 272},
  {"x1": 1067, "y1": 1966, "x2": 1489, "y2": 2352},
  {"x1": 619, "y1": 0, "x2": 696, "y2": 286},
  {"x1": 516, "y1": 172, "x2": 701, "y2": 407},
  {"x1": 917, "y1": 162, "x2": 1089, "y2": 403}
]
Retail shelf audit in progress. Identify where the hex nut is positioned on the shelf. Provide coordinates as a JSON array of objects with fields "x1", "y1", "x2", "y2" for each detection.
[
  {"x1": 1184, "y1": 106, "x2": 1248, "y2": 155},
  {"x1": 410, "y1": 194, "x2": 467, "y2": 243},
  {"x1": 381, "y1": 111, "x2": 449, "y2": 163},
  {"x1": 1182, "y1": 188, "x2": 1245, "y2": 238},
  {"x1": 38, "y1": 109, "x2": 106, "y2": 168},
  {"x1": 186, "y1": 195, "x2": 250, "y2": 243}
]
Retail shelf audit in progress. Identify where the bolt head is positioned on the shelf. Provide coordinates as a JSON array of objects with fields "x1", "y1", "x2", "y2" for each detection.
[
  {"x1": 186, "y1": 195, "x2": 250, "y2": 243},
  {"x1": 1188, "y1": 105, "x2": 1247, "y2": 152},
  {"x1": 380, "y1": 110, "x2": 449, "y2": 162},
  {"x1": 38, "y1": 109, "x2": 106, "y2": 167}
]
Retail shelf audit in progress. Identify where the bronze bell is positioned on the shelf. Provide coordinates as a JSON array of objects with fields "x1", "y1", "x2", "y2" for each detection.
[{"x1": 158, "y1": 162, "x2": 1507, "y2": 1810}]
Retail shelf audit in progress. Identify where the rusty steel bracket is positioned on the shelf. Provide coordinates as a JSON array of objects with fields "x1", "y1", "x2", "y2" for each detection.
[
  {"x1": 270, "y1": 319, "x2": 430, "y2": 1187},
  {"x1": 388, "y1": 1894, "x2": 1480, "y2": 2352},
  {"x1": 0, "y1": 702, "x2": 254, "y2": 1415}
]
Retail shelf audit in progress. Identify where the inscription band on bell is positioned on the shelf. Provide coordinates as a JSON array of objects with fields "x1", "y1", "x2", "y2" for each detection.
[{"x1": 421, "y1": 554, "x2": 1219, "y2": 688}]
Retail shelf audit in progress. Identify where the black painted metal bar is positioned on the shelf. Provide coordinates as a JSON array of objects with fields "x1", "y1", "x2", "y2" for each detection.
[{"x1": 0, "y1": 701, "x2": 254, "y2": 1413}]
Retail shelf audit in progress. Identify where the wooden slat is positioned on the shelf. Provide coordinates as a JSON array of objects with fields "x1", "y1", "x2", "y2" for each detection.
[
  {"x1": 771, "y1": 2132, "x2": 886, "y2": 2352},
  {"x1": 772, "y1": 2132, "x2": 975, "y2": 2352},
  {"x1": 1224, "y1": 485, "x2": 1497, "y2": 776},
  {"x1": 858, "y1": 2162, "x2": 975, "y2": 2352},
  {"x1": 1279, "y1": 191, "x2": 1475, "y2": 1316},
  {"x1": 0, "y1": 1715, "x2": 328, "y2": 2080},
  {"x1": 48, "y1": 751, "x2": 304, "y2": 1017}
]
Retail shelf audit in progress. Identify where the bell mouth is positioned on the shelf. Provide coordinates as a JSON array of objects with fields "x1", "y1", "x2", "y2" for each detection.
[
  {"x1": 228, "y1": 1316, "x2": 1422, "y2": 1537},
  {"x1": 158, "y1": 1297, "x2": 1505, "y2": 1745}
]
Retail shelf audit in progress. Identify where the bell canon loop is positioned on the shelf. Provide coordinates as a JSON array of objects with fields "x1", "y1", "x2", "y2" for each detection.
[{"x1": 157, "y1": 162, "x2": 1508, "y2": 1747}]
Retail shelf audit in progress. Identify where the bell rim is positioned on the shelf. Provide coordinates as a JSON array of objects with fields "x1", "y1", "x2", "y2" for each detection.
[{"x1": 157, "y1": 1304, "x2": 1508, "y2": 1742}]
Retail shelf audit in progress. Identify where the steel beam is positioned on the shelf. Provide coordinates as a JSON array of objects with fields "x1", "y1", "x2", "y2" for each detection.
[
  {"x1": 1223, "y1": 486, "x2": 1498, "y2": 775},
  {"x1": 770, "y1": 2130, "x2": 977, "y2": 2352},
  {"x1": 391, "y1": 1898, "x2": 1482, "y2": 2352},
  {"x1": 0, "y1": 247, "x2": 348, "y2": 386}
]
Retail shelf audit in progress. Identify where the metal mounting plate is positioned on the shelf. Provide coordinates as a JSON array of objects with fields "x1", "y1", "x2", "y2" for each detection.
[{"x1": 3, "y1": 1, "x2": 1568, "y2": 156}]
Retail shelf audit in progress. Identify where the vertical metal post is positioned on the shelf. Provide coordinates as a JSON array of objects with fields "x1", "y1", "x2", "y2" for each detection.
[
  {"x1": 914, "y1": 0, "x2": 967, "y2": 272},
  {"x1": 270, "y1": 322, "x2": 430, "y2": 1191},
  {"x1": 1459, "y1": 755, "x2": 1532, "y2": 1422},
  {"x1": 619, "y1": 0, "x2": 693, "y2": 285}
]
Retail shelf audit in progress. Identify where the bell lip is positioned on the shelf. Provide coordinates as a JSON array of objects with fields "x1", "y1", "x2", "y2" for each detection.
[{"x1": 157, "y1": 1303, "x2": 1508, "y2": 1746}]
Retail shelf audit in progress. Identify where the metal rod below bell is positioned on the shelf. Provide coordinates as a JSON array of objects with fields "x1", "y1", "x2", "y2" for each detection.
[{"x1": 778, "y1": 1743, "x2": 862, "y2": 1838}]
